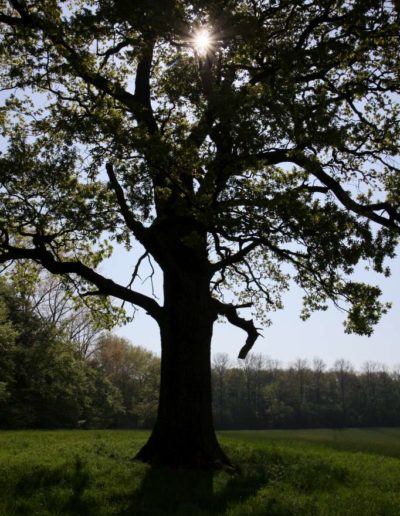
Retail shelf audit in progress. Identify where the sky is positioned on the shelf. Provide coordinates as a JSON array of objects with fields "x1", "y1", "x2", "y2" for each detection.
[{"x1": 103, "y1": 243, "x2": 400, "y2": 371}]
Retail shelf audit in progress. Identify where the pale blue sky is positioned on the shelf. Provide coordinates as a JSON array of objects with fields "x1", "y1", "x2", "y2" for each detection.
[{"x1": 103, "y1": 243, "x2": 400, "y2": 370}]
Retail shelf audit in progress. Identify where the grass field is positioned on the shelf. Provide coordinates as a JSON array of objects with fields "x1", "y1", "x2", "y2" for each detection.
[{"x1": 1, "y1": 428, "x2": 400, "y2": 515}]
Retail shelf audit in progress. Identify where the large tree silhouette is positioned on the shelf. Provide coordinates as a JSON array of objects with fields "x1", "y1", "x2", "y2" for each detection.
[{"x1": 0, "y1": 0, "x2": 399, "y2": 467}]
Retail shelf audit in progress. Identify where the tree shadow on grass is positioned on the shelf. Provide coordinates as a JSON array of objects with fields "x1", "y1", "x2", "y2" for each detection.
[
  {"x1": 8, "y1": 446, "x2": 353, "y2": 516},
  {"x1": 118, "y1": 461, "x2": 268, "y2": 516},
  {"x1": 10, "y1": 456, "x2": 94, "y2": 516},
  {"x1": 117, "y1": 444, "x2": 354, "y2": 516},
  {"x1": 9, "y1": 458, "x2": 265, "y2": 516},
  {"x1": 64, "y1": 456, "x2": 93, "y2": 515}
]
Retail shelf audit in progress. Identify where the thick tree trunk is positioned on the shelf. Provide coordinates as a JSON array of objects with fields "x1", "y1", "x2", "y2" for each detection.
[{"x1": 135, "y1": 267, "x2": 231, "y2": 469}]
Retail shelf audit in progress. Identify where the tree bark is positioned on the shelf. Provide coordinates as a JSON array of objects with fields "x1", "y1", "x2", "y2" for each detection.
[{"x1": 135, "y1": 266, "x2": 231, "y2": 469}]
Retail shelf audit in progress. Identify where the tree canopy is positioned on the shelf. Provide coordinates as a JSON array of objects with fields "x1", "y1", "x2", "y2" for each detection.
[{"x1": 1, "y1": 0, "x2": 399, "y2": 467}]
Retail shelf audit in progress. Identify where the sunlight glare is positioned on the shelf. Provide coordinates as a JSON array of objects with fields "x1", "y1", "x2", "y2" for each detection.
[{"x1": 193, "y1": 28, "x2": 211, "y2": 55}]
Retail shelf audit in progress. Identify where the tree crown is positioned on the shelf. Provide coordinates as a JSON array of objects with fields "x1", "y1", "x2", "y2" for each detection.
[{"x1": 1, "y1": 0, "x2": 399, "y2": 355}]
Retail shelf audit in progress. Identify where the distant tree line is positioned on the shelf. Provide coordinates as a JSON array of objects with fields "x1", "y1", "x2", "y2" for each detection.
[
  {"x1": 212, "y1": 353, "x2": 400, "y2": 429},
  {"x1": 1, "y1": 271, "x2": 400, "y2": 430}
]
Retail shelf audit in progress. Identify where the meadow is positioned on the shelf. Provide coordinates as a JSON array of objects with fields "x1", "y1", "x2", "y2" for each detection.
[{"x1": 1, "y1": 428, "x2": 400, "y2": 515}]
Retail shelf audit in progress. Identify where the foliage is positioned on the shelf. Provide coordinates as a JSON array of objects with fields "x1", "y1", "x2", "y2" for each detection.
[
  {"x1": 0, "y1": 281, "x2": 17, "y2": 410},
  {"x1": 91, "y1": 334, "x2": 160, "y2": 428},
  {"x1": 2, "y1": 429, "x2": 400, "y2": 515},
  {"x1": 0, "y1": 278, "x2": 123, "y2": 428},
  {"x1": 0, "y1": 0, "x2": 399, "y2": 355}
]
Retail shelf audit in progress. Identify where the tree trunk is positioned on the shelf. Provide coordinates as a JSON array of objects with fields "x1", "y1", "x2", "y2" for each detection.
[{"x1": 135, "y1": 267, "x2": 231, "y2": 469}]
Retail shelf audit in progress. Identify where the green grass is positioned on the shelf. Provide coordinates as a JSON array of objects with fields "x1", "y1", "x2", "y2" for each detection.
[
  {"x1": 221, "y1": 427, "x2": 400, "y2": 459},
  {"x1": 1, "y1": 428, "x2": 400, "y2": 515}
]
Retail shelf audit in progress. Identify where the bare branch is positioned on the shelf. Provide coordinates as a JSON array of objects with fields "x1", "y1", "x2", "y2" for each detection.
[
  {"x1": 127, "y1": 251, "x2": 148, "y2": 289},
  {"x1": 213, "y1": 299, "x2": 261, "y2": 359}
]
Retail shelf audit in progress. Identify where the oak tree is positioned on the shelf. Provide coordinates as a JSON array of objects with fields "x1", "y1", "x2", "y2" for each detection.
[{"x1": 1, "y1": 0, "x2": 399, "y2": 467}]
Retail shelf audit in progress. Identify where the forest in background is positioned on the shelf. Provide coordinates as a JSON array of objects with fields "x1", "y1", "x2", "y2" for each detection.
[
  {"x1": 1, "y1": 273, "x2": 400, "y2": 431},
  {"x1": 211, "y1": 353, "x2": 400, "y2": 429}
]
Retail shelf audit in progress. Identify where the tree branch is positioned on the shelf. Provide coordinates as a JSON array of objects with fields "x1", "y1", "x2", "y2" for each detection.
[
  {"x1": 134, "y1": 38, "x2": 158, "y2": 134},
  {"x1": 0, "y1": 11, "x2": 23, "y2": 25},
  {"x1": 105, "y1": 162, "x2": 149, "y2": 244},
  {"x1": 0, "y1": 243, "x2": 162, "y2": 321},
  {"x1": 186, "y1": 107, "x2": 214, "y2": 149},
  {"x1": 291, "y1": 152, "x2": 400, "y2": 232},
  {"x1": 211, "y1": 240, "x2": 260, "y2": 272},
  {"x1": 294, "y1": 3, "x2": 334, "y2": 51},
  {"x1": 213, "y1": 299, "x2": 261, "y2": 359},
  {"x1": 217, "y1": 183, "x2": 329, "y2": 211},
  {"x1": 250, "y1": 148, "x2": 400, "y2": 232},
  {"x1": 98, "y1": 37, "x2": 135, "y2": 67},
  {"x1": 6, "y1": 1, "x2": 157, "y2": 133}
]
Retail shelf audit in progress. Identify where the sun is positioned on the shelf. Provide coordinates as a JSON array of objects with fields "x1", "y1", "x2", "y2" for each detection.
[{"x1": 193, "y1": 28, "x2": 212, "y2": 55}]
